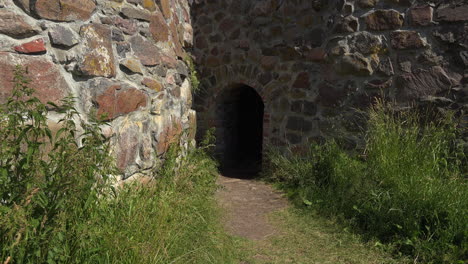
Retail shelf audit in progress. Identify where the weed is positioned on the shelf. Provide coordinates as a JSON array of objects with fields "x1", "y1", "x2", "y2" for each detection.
[
  {"x1": 264, "y1": 100, "x2": 467, "y2": 263},
  {"x1": 184, "y1": 55, "x2": 201, "y2": 94},
  {"x1": 0, "y1": 65, "x2": 236, "y2": 263}
]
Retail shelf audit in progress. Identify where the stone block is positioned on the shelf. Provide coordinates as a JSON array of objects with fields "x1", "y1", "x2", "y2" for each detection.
[
  {"x1": 0, "y1": 52, "x2": 69, "y2": 105},
  {"x1": 48, "y1": 25, "x2": 79, "y2": 47},
  {"x1": 78, "y1": 24, "x2": 116, "y2": 77},
  {"x1": 391, "y1": 30, "x2": 426, "y2": 50},
  {"x1": 14, "y1": 38, "x2": 46, "y2": 54},
  {"x1": 92, "y1": 81, "x2": 148, "y2": 121},
  {"x1": 363, "y1": 9, "x2": 404, "y2": 31},
  {"x1": 0, "y1": 9, "x2": 40, "y2": 39},
  {"x1": 35, "y1": 0, "x2": 96, "y2": 21}
]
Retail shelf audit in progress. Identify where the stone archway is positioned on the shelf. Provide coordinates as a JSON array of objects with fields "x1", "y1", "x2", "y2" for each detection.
[{"x1": 216, "y1": 84, "x2": 265, "y2": 177}]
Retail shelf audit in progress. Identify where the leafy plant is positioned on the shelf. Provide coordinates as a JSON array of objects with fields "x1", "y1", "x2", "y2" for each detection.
[
  {"x1": 0, "y1": 65, "x2": 116, "y2": 263},
  {"x1": 0, "y1": 66, "x2": 236, "y2": 263},
  {"x1": 264, "y1": 100, "x2": 467, "y2": 263},
  {"x1": 184, "y1": 55, "x2": 201, "y2": 94}
]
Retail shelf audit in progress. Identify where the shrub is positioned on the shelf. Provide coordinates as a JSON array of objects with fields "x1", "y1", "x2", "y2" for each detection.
[
  {"x1": 0, "y1": 66, "x2": 116, "y2": 263},
  {"x1": 0, "y1": 66, "x2": 236, "y2": 263},
  {"x1": 265, "y1": 101, "x2": 467, "y2": 263}
]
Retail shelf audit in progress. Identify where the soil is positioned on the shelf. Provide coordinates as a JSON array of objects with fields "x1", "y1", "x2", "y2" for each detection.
[{"x1": 215, "y1": 174, "x2": 289, "y2": 240}]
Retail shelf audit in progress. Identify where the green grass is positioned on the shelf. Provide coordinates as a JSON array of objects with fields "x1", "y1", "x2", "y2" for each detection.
[
  {"x1": 0, "y1": 66, "x2": 237, "y2": 263},
  {"x1": 76, "y1": 146, "x2": 238, "y2": 264},
  {"x1": 237, "y1": 208, "x2": 404, "y2": 264},
  {"x1": 264, "y1": 101, "x2": 467, "y2": 263}
]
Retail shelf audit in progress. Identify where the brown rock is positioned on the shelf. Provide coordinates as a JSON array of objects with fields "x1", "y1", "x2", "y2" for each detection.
[
  {"x1": 260, "y1": 56, "x2": 279, "y2": 70},
  {"x1": 396, "y1": 66, "x2": 452, "y2": 100},
  {"x1": 304, "y1": 48, "x2": 327, "y2": 62},
  {"x1": 150, "y1": 11, "x2": 169, "y2": 42},
  {"x1": 335, "y1": 16, "x2": 359, "y2": 33},
  {"x1": 363, "y1": 9, "x2": 404, "y2": 31},
  {"x1": 156, "y1": 0, "x2": 171, "y2": 19},
  {"x1": 436, "y1": 4, "x2": 468, "y2": 22},
  {"x1": 293, "y1": 72, "x2": 310, "y2": 89},
  {"x1": 0, "y1": 9, "x2": 40, "y2": 38},
  {"x1": 78, "y1": 24, "x2": 116, "y2": 77},
  {"x1": 170, "y1": 19, "x2": 185, "y2": 58},
  {"x1": 141, "y1": 78, "x2": 163, "y2": 92},
  {"x1": 116, "y1": 124, "x2": 139, "y2": 170},
  {"x1": 187, "y1": 110, "x2": 196, "y2": 142},
  {"x1": 357, "y1": 0, "x2": 377, "y2": 8},
  {"x1": 206, "y1": 56, "x2": 221, "y2": 67},
  {"x1": 156, "y1": 118, "x2": 182, "y2": 155},
  {"x1": 142, "y1": 0, "x2": 157, "y2": 11},
  {"x1": 391, "y1": 30, "x2": 426, "y2": 50},
  {"x1": 130, "y1": 35, "x2": 163, "y2": 66},
  {"x1": 365, "y1": 78, "x2": 393, "y2": 90},
  {"x1": 105, "y1": 16, "x2": 138, "y2": 35},
  {"x1": 338, "y1": 53, "x2": 373, "y2": 76},
  {"x1": 94, "y1": 84, "x2": 148, "y2": 120},
  {"x1": 409, "y1": 5, "x2": 433, "y2": 26},
  {"x1": 14, "y1": 38, "x2": 46, "y2": 54},
  {"x1": 120, "y1": 5, "x2": 152, "y2": 21},
  {"x1": 13, "y1": 0, "x2": 32, "y2": 13},
  {"x1": 120, "y1": 58, "x2": 143, "y2": 74},
  {"x1": 35, "y1": 0, "x2": 96, "y2": 21},
  {"x1": 0, "y1": 52, "x2": 69, "y2": 105}
]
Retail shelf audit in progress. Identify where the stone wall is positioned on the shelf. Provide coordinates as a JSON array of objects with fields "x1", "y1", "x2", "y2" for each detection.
[
  {"x1": 192, "y1": 0, "x2": 467, "y2": 155},
  {"x1": 0, "y1": 0, "x2": 195, "y2": 180}
]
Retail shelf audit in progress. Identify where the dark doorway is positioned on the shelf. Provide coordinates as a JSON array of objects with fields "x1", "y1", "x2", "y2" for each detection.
[{"x1": 219, "y1": 85, "x2": 264, "y2": 178}]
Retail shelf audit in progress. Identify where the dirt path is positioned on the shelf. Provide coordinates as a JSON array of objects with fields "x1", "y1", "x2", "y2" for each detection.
[
  {"x1": 216, "y1": 175, "x2": 288, "y2": 240},
  {"x1": 215, "y1": 174, "x2": 401, "y2": 264}
]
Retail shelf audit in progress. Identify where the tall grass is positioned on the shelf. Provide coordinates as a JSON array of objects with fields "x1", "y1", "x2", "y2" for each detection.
[
  {"x1": 77, "y1": 145, "x2": 237, "y2": 264},
  {"x1": 0, "y1": 66, "x2": 236, "y2": 263},
  {"x1": 265, "y1": 101, "x2": 467, "y2": 263}
]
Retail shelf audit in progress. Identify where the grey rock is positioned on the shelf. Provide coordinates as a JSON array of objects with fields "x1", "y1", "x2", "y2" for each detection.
[
  {"x1": 338, "y1": 52, "x2": 373, "y2": 76},
  {"x1": 48, "y1": 25, "x2": 79, "y2": 47},
  {"x1": 121, "y1": 6, "x2": 152, "y2": 21},
  {"x1": 347, "y1": 31, "x2": 383, "y2": 55}
]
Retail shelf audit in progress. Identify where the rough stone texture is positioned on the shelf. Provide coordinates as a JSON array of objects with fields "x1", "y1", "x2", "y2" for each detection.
[
  {"x1": 48, "y1": 25, "x2": 79, "y2": 47},
  {"x1": 157, "y1": 0, "x2": 172, "y2": 19},
  {"x1": 150, "y1": 12, "x2": 170, "y2": 42},
  {"x1": 130, "y1": 35, "x2": 163, "y2": 66},
  {"x1": 409, "y1": 5, "x2": 433, "y2": 26},
  {"x1": 391, "y1": 30, "x2": 426, "y2": 49},
  {"x1": 142, "y1": 77, "x2": 163, "y2": 92},
  {"x1": 35, "y1": 0, "x2": 96, "y2": 21},
  {"x1": 193, "y1": 0, "x2": 467, "y2": 155},
  {"x1": 0, "y1": 52, "x2": 69, "y2": 105},
  {"x1": 120, "y1": 58, "x2": 143, "y2": 74},
  {"x1": 436, "y1": 4, "x2": 468, "y2": 22},
  {"x1": 94, "y1": 82, "x2": 148, "y2": 120},
  {"x1": 1, "y1": 0, "x2": 465, "y2": 179},
  {"x1": 363, "y1": 9, "x2": 404, "y2": 31},
  {"x1": 121, "y1": 5, "x2": 152, "y2": 21},
  {"x1": 396, "y1": 66, "x2": 452, "y2": 100},
  {"x1": 78, "y1": 24, "x2": 116, "y2": 77},
  {"x1": 14, "y1": 38, "x2": 46, "y2": 54},
  {"x1": 0, "y1": 9, "x2": 39, "y2": 38},
  {"x1": 0, "y1": 0, "x2": 195, "y2": 181}
]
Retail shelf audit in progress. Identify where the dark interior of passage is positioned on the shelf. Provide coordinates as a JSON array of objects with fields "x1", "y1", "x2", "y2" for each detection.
[{"x1": 219, "y1": 85, "x2": 264, "y2": 177}]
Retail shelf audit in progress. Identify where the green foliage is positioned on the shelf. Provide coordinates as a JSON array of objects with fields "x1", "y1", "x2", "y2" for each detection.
[
  {"x1": 0, "y1": 66, "x2": 236, "y2": 263},
  {"x1": 264, "y1": 101, "x2": 467, "y2": 263},
  {"x1": 0, "y1": 65, "x2": 116, "y2": 263},
  {"x1": 79, "y1": 144, "x2": 236, "y2": 264},
  {"x1": 184, "y1": 55, "x2": 201, "y2": 94}
]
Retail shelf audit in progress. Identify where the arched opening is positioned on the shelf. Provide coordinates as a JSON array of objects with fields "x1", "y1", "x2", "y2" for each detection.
[{"x1": 218, "y1": 84, "x2": 264, "y2": 178}]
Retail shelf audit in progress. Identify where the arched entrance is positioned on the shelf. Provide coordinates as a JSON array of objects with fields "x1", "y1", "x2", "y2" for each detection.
[{"x1": 217, "y1": 84, "x2": 264, "y2": 177}]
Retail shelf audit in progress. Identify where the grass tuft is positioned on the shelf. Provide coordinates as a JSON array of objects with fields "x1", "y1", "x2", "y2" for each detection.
[{"x1": 264, "y1": 101, "x2": 467, "y2": 263}]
